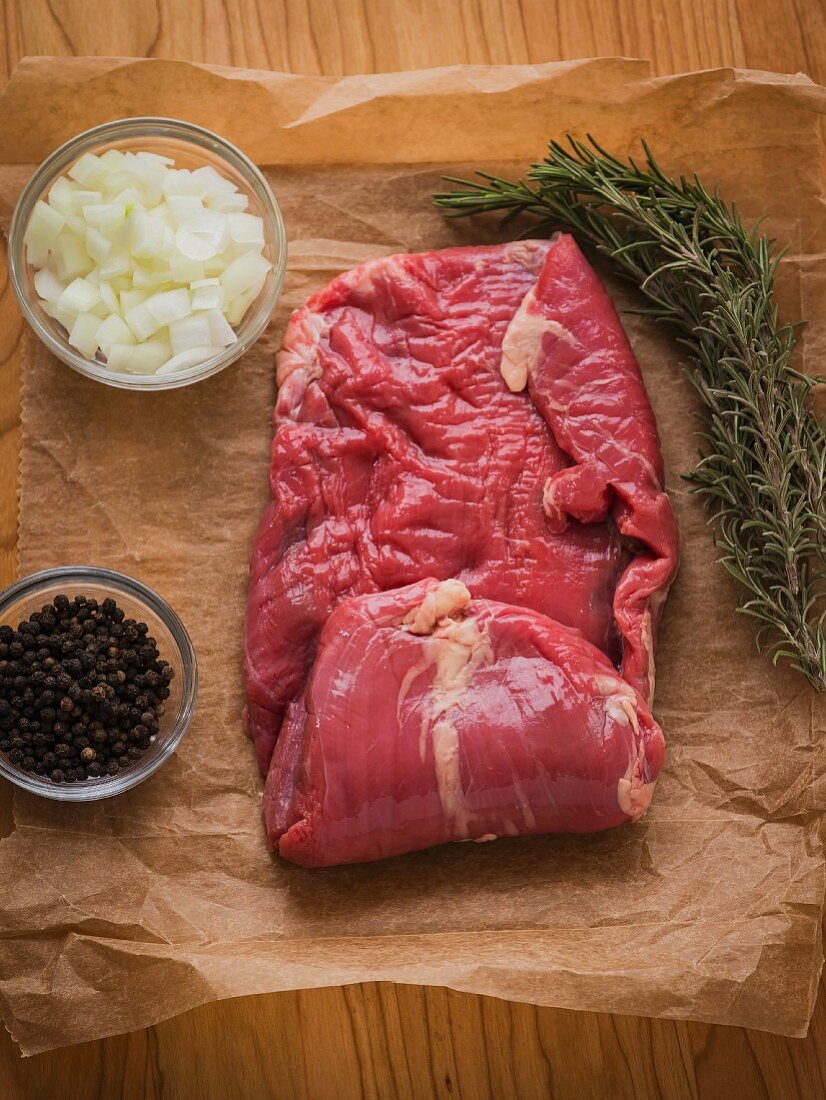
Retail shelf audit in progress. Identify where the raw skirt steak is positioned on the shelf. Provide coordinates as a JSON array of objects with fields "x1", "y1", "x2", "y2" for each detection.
[{"x1": 245, "y1": 233, "x2": 679, "y2": 865}]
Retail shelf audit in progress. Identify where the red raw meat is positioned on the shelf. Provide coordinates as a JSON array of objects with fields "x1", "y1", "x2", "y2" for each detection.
[
  {"x1": 245, "y1": 234, "x2": 679, "y2": 863},
  {"x1": 267, "y1": 578, "x2": 664, "y2": 867}
]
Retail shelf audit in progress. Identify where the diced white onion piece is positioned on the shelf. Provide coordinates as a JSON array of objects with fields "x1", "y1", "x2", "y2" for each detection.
[
  {"x1": 169, "y1": 313, "x2": 212, "y2": 355},
  {"x1": 228, "y1": 212, "x2": 265, "y2": 246},
  {"x1": 167, "y1": 195, "x2": 204, "y2": 226},
  {"x1": 133, "y1": 265, "x2": 173, "y2": 289},
  {"x1": 191, "y1": 282, "x2": 223, "y2": 311},
  {"x1": 47, "y1": 177, "x2": 79, "y2": 217},
  {"x1": 145, "y1": 287, "x2": 191, "y2": 326},
  {"x1": 202, "y1": 254, "x2": 231, "y2": 277},
  {"x1": 219, "y1": 251, "x2": 271, "y2": 301},
  {"x1": 159, "y1": 223, "x2": 176, "y2": 257},
  {"x1": 120, "y1": 287, "x2": 148, "y2": 313},
  {"x1": 170, "y1": 256, "x2": 205, "y2": 283},
  {"x1": 67, "y1": 153, "x2": 103, "y2": 186},
  {"x1": 96, "y1": 313, "x2": 136, "y2": 352},
  {"x1": 107, "y1": 339, "x2": 171, "y2": 374},
  {"x1": 68, "y1": 312, "x2": 101, "y2": 358},
  {"x1": 224, "y1": 284, "x2": 261, "y2": 326},
  {"x1": 162, "y1": 169, "x2": 204, "y2": 196},
  {"x1": 42, "y1": 300, "x2": 77, "y2": 332},
  {"x1": 131, "y1": 210, "x2": 167, "y2": 258},
  {"x1": 54, "y1": 234, "x2": 94, "y2": 279},
  {"x1": 82, "y1": 202, "x2": 126, "y2": 232},
  {"x1": 204, "y1": 307, "x2": 238, "y2": 347},
  {"x1": 113, "y1": 187, "x2": 142, "y2": 210},
  {"x1": 106, "y1": 168, "x2": 137, "y2": 193},
  {"x1": 106, "y1": 344, "x2": 136, "y2": 371},
  {"x1": 33, "y1": 267, "x2": 66, "y2": 303},
  {"x1": 66, "y1": 214, "x2": 86, "y2": 237},
  {"x1": 86, "y1": 226, "x2": 112, "y2": 264},
  {"x1": 98, "y1": 280, "x2": 119, "y2": 313},
  {"x1": 24, "y1": 201, "x2": 66, "y2": 253},
  {"x1": 69, "y1": 190, "x2": 104, "y2": 211},
  {"x1": 99, "y1": 250, "x2": 131, "y2": 279},
  {"x1": 58, "y1": 276, "x2": 101, "y2": 315},
  {"x1": 191, "y1": 165, "x2": 238, "y2": 195},
  {"x1": 156, "y1": 347, "x2": 221, "y2": 374},
  {"x1": 131, "y1": 155, "x2": 165, "y2": 205},
  {"x1": 99, "y1": 149, "x2": 126, "y2": 168},
  {"x1": 205, "y1": 191, "x2": 248, "y2": 214},
  {"x1": 124, "y1": 301, "x2": 162, "y2": 341},
  {"x1": 175, "y1": 211, "x2": 229, "y2": 262}
]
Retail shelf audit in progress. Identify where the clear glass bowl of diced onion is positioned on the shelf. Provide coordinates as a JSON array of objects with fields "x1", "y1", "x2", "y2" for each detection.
[{"x1": 8, "y1": 118, "x2": 287, "y2": 390}]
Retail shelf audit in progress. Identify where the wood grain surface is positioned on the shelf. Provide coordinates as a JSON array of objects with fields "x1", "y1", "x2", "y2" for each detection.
[{"x1": 2, "y1": 2, "x2": 826, "y2": 1097}]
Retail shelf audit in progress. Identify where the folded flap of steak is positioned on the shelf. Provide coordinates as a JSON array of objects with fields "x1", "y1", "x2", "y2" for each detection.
[{"x1": 266, "y1": 579, "x2": 665, "y2": 867}]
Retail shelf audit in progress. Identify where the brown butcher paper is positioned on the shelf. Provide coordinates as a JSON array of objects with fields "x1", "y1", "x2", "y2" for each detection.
[{"x1": 0, "y1": 56, "x2": 825, "y2": 1053}]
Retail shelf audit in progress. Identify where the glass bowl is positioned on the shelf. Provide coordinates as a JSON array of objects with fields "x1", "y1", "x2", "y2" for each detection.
[
  {"x1": 0, "y1": 566, "x2": 197, "y2": 801},
  {"x1": 8, "y1": 117, "x2": 287, "y2": 391}
]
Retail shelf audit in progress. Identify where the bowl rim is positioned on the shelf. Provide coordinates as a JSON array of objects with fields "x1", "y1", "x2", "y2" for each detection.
[
  {"x1": 8, "y1": 116, "x2": 287, "y2": 392},
  {"x1": 0, "y1": 565, "x2": 198, "y2": 801}
]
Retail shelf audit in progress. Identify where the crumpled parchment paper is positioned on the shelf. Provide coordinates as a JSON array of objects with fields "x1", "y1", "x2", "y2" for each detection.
[{"x1": 0, "y1": 55, "x2": 825, "y2": 1053}]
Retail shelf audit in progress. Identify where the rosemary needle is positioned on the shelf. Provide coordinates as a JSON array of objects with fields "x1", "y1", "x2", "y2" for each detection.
[{"x1": 434, "y1": 137, "x2": 826, "y2": 690}]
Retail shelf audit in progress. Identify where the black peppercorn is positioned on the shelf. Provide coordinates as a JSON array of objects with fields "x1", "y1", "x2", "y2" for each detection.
[{"x1": 0, "y1": 593, "x2": 171, "y2": 786}]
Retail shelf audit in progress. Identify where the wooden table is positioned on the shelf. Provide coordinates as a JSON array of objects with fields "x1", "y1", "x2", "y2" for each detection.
[{"x1": 2, "y1": 3, "x2": 826, "y2": 1096}]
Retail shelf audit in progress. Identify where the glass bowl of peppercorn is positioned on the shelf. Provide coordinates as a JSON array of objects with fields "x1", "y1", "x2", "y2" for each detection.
[{"x1": 0, "y1": 566, "x2": 197, "y2": 801}]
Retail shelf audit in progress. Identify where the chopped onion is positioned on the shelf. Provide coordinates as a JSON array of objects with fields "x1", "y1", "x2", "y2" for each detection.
[
  {"x1": 25, "y1": 148, "x2": 272, "y2": 375},
  {"x1": 108, "y1": 340, "x2": 172, "y2": 374},
  {"x1": 24, "y1": 201, "x2": 66, "y2": 256},
  {"x1": 68, "y1": 312, "x2": 101, "y2": 358},
  {"x1": 204, "y1": 307, "x2": 238, "y2": 348},
  {"x1": 124, "y1": 301, "x2": 162, "y2": 341},
  {"x1": 219, "y1": 251, "x2": 271, "y2": 301},
  {"x1": 58, "y1": 277, "x2": 101, "y2": 315},
  {"x1": 169, "y1": 313, "x2": 212, "y2": 355},
  {"x1": 145, "y1": 287, "x2": 191, "y2": 326},
  {"x1": 85, "y1": 227, "x2": 112, "y2": 264},
  {"x1": 156, "y1": 347, "x2": 223, "y2": 375},
  {"x1": 33, "y1": 267, "x2": 66, "y2": 303},
  {"x1": 190, "y1": 281, "x2": 223, "y2": 311},
  {"x1": 96, "y1": 313, "x2": 136, "y2": 352}
]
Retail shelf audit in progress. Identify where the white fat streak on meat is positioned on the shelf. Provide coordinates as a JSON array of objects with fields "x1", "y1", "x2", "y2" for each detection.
[
  {"x1": 499, "y1": 285, "x2": 578, "y2": 393},
  {"x1": 397, "y1": 581, "x2": 492, "y2": 838},
  {"x1": 593, "y1": 674, "x2": 655, "y2": 822},
  {"x1": 593, "y1": 673, "x2": 640, "y2": 735},
  {"x1": 351, "y1": 256, "x2": 415, "y2": 299},
  {"x1": 641, "y1": 610, "x2": 655, "y2": 705},
  {"x1": 275, "y1": 309, "x2": 331, "y2": 419},
  {"x1": 617, "y1": 744, "x2": 657, "y2": 822},
  {"x1": 402, "y1": 578, "x2": 471, "y2": 635},
  {"x1": 504, "y1": 238, "x2": 554, "y2": 274}
]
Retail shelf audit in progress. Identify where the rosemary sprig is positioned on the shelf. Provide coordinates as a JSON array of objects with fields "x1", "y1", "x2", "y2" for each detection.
[{"x1": 434, "y1": 137, "x2": 826, "y2": 690}]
